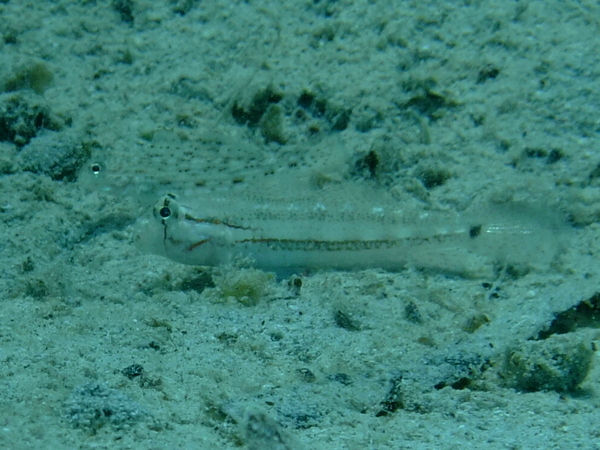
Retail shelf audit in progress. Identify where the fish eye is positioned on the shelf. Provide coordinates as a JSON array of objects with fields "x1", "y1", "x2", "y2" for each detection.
[
  {"x1": 154, "y1": 194, "x2": 180, "y2": 221},
  {"x1": 159, "y1": 206, "x2": 172, "y2": 218}
]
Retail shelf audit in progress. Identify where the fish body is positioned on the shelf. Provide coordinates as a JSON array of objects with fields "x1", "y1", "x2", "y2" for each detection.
[{"x1": 133, "y1": 186, "x2": 566, "y2": 277}]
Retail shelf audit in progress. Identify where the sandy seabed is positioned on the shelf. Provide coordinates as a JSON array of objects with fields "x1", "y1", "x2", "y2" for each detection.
[{"x1": 1, "y1": 1, "x2": 600, "y2": 449}]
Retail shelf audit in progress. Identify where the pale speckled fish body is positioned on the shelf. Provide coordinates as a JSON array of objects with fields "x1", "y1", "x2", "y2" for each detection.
[{"x1": 133, "y1": 183, "x2": 567, "y2": 277}]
